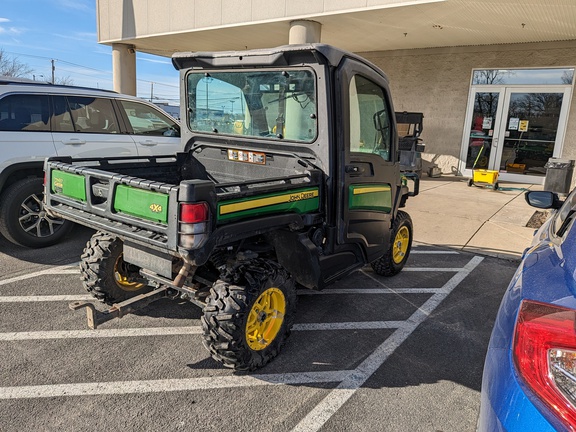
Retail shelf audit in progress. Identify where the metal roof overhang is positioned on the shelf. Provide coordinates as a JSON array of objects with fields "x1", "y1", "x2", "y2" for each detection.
[{"x1": 98, "y1": 0, "x2": 576, "y2": 57}]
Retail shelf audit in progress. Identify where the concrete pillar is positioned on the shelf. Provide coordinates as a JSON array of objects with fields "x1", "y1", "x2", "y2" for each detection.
[
  {"x1": 112, "y1": 43, "x2": 136, "y2": 96},
  {"x1": 289, "y1": 20, "x2": 322, "y2": 44}
]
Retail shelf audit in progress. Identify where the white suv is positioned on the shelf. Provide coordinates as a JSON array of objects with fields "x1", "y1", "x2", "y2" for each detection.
[{"x1": 0, "y1": 77, "x2": 181, "y2": 248}]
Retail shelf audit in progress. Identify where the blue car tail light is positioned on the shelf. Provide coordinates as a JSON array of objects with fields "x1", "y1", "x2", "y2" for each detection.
[{"x1": 513, "y1": 300, "x2": 576, "y2": 429}]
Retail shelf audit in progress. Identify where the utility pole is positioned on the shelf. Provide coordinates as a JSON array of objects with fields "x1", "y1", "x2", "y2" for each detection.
[
  {"x1": 51, "y1": 59, "x2": 55, "y2": 84},
  {"x1": 150, "y1": 82, "x2": 154, "y2": 101}
]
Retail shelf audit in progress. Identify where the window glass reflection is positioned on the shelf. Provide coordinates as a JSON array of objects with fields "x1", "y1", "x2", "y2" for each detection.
[{"x1": 473, "y1": 68, "x2": 574, "y2": 86}]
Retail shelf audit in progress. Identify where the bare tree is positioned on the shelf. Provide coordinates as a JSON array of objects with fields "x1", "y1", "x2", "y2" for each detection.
[
  {"x1": 0, "y1": 49, "x2": 33, "y2": 77},
  {"x1": 54, "y1": 76, "x2": 74, "y2": 86}
]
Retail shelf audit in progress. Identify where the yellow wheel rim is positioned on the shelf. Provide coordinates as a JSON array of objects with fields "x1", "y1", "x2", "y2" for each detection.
[
  {"x1": 245, "y1": 287, "x2": 286, "y2": 351},
  {"x1": 392, "y1": 226, "x2": 410, "y2": 264},
  {"x1": 114, "y1": 254, "x2": 144, "y2": 291}
]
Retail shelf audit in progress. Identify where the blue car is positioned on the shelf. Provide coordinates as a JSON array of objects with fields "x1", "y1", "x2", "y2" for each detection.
[{"x1": 479, "y1": 189, "x2": 576, "y2": 431}]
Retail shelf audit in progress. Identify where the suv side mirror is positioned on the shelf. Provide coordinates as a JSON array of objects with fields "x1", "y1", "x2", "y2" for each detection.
[
  {"x1": 163, "y1": 127, "x2": 180, "y2": 138},
  {"x1": 525, "y1": 191, "x2": 563, "y2": 209}
]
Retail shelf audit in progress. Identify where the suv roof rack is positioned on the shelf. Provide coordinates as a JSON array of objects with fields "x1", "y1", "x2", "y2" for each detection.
[
  {"x1": 0, "y1": 76, "x2": 117, "y2": 94},
  {"x1": 0, "y1": 76, "x2": 48, "y2": 85}
]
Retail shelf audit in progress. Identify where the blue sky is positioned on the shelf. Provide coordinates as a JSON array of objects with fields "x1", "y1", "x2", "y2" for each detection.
[{"x1": 0, "y1": 0, "x2": 180, "y2": 102}]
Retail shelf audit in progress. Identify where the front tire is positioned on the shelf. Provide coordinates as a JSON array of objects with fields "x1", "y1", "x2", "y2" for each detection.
[
  {"x1": 371, "y1": 210, "x2": 413, "y2": 276},
  {"x1": 0, "y1": 177, "x2": 73, "y2": 248},
  {"x1": 80, "y1": 232, "x2": 151, "y2": 305},
  {"x1": 201, "y1": 259, "x2": 296, "y2": 371}
]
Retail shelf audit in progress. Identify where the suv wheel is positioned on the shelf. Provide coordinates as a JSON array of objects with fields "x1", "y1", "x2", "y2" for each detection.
[{"x1": 0, "y1": 177, "x2": 73, "y2": 248}]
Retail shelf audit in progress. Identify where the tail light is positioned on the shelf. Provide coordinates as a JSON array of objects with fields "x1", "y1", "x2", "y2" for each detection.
[
  {"x1": 178, "y1": 202, "x2": 209, "y2": 249},
  {"x1": 513, "y1": 300, "x2": 576, "y2": 428}
]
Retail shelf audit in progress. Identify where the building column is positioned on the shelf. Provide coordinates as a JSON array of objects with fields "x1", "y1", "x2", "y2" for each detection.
[
  {"x1": 112, "y1": 43, "x2": 136, "y2": 96},
  {"x1": 289, "y1": 20, "x2": 322, "y2": 44}
]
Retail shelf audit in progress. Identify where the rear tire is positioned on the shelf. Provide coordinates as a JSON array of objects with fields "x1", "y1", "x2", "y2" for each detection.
[
  {"x1": 0, "y1": 177, "x2": 73, "y2": 248},
  {"x1": 201, "y1": 259, "x2": 296, "y2": 371},
  {"x1": 371, "y1": 210, "x2": 413, "y2": 276},
  {"x1": 80, "y1": 231, "x2": 151, "y2": 305}
]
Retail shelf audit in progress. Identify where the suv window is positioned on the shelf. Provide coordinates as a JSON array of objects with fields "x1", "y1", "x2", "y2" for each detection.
[
  {"x1": 0, "y1": 94, "x2": 50, "y2": 132},
  {"x1": 119, "y1": 100, "x2": 179, "y2": 137},
  {"x1": 349, "y1": 75, "x2": 391, "y2": 161},
  {"x1": 66, "y1": 96, "x2": 120, "y2": 134}
]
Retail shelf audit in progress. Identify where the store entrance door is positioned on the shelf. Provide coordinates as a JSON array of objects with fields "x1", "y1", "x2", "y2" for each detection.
[{"x1": 460, "y1": 86, "x2": 571, "y2": 183}]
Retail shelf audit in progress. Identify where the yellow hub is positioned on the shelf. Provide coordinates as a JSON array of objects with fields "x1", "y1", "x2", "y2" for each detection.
[
  {"x1": 245, "y1": 287, "x2": 286, "y2": 350},
  {"x1": 392, "y1": 226, "x2": 410, "y2": 264},
  {"x1": 114, "y1": 254, "x2": 144, "y2": 291}
]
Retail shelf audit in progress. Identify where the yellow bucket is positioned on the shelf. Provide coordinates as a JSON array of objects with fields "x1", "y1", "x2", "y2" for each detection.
[{"x1": 473, "y1": 169, "x2": 499, "y2": 184}]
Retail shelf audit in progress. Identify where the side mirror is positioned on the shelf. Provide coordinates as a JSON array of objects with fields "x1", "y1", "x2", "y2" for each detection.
[
  {"x1": 525, "y1": 191, "x2": 563, "y2": 209},
  {"x1": 373, "y1": 109, "x2": 390, "y2": 132},
  {"x1": 163, "y1": 127, "x2": 180, "y2": 138}
]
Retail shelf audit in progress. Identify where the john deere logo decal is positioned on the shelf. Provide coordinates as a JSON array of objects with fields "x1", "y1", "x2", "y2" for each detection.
[
  {"x1": 149, "y1": 203, "x2": 162, "y2": 213},
  {"x1": 53, "y1": 177, "x2": 63, "y2": 193}
]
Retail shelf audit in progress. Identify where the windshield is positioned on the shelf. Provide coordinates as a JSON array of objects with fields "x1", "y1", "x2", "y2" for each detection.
[{"x1": 187, "y1": 69, "x2": 317, "y2": 142}]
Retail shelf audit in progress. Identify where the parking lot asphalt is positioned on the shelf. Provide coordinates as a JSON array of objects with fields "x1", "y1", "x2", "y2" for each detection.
[{"x1": 0, "y1": 226, "x2": 518, "y2": 431}]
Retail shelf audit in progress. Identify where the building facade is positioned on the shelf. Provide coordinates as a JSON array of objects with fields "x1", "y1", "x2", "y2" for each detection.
[{"x1": 96, "y1": 0, "x2": 576, "y2": 183}]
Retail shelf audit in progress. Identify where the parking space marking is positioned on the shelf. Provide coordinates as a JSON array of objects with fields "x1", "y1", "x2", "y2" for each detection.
[
  {"x1": 410, "y1": 250, "x2": 459, "y2": 254},
  {"x1": 0, "y1": 264, "x2": 79, "y2": 287},
  {"x1": 0, "y1": 287, "x2": 438, "y2": 305},
  {"x1": 0, "y1": 251, "x2": 482, "y2": 416},
  {"x1": 0, "y1": 321, "x2": 407, "y2": 341},
  {"x1": 298, "y1": 288, "x2": 441, "y2": 295},
  {"x1": 0, "y1": 327, "x2": 203, "y2": 341},
  {"x1": 0, "y1": 295, "x2": 92, "y2": 303},
  {"x1": 292, "y1": 255, "x2": 484, "y2": 432},
  {"x1": 403, "y1": 267, "x2": 465, "y2": 272},
  {"x1": 0, "y1": 370, "x2": 351, "y2": 400}
]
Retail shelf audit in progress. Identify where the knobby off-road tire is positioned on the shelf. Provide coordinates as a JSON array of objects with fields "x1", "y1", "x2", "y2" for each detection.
[
  {"x1": 201, "y1": 259, "x2": 297, "y2": 371},
  {"x1": 80, "y1": 231, "x2": 151, "y2": 305},
  {"x1": 371, "y1": 210, "x2": 413, "y2": 276},
  {"x1": 0, "y1": 177, "x2": 73, "y2": 248}
]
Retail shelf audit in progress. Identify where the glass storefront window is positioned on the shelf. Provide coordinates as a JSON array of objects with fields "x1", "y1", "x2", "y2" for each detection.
[{"x1": 473, "y1": 68, "x2": 574, "y2": 86}]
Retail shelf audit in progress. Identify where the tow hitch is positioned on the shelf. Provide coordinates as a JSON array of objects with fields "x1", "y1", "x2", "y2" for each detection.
[{"x1": 69, "y1": 286, "x2": 175, "y2": 329}]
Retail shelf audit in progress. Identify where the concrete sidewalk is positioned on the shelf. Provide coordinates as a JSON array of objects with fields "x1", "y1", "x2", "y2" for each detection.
[{"x1": 404, "y1": 176, "x2": 544, "y2": 260}]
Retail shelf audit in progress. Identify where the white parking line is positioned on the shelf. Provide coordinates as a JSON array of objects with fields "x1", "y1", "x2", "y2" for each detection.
[
  {"x1": 0, "y1": 327, "x2": 203, "y2": 341},
  {"x1": 292, "y1": 255, "x2": 484, "y2": 432},
  {"x1": 0, "y1": 295, "x2": 92, "y2": 303},
  {"x1": 0, "y1": 321, "x2": 407, "y2": 341},
  {"x1": 0, "y1": 264, "x2": 79, "y2": 287},
  {"x1": 0, "y1": 370, "x2": 351, "y2": 400},
  {"x1": 0, "y1": 253, "x2": 482, "y2": 417},
  {"x1": 410, "y1": 250, "x2": 459, "y2": 254},
  {"x1": 403, "y1": 267, "x2": 463, "y2": 272},
  {"x1": 298, "y1": 288, "x2": 440, "y2": 295},
  {"x1": 0, "y1": 288, "x2": 439, "y2": 304}
]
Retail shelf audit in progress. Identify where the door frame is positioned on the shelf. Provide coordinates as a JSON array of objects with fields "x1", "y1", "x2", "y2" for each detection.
[{"x1": 459, "y1": 85, "x2": 573, "y2": 184}]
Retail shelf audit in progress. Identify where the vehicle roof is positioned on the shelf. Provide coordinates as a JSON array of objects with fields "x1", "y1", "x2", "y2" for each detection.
[
  {"x1": 171, "y1": 43, "x2": 387, "y2": 80},
  {"x1": 0, "y1": 77, "x2": 127, "y2": 99}
]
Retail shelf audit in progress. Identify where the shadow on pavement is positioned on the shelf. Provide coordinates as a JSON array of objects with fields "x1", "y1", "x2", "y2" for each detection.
[{"x1": 0, "y1": 225, "x2": 94, "y2": 266}]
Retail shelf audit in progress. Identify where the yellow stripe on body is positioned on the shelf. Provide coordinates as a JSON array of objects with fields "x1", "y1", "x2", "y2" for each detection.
[
  {"x1": 352, "y1": 186, "x2": 391, "y2": 195},
  {"x1": 220, "y1": 189, "x2": 319, "y2": 215}
]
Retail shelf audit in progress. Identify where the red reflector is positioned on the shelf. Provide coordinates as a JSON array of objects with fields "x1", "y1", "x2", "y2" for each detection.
[
  {"x1": 180, "y1": 202, "x2": 208, "y2": 224},
  {"x1": 513, "y1": 300, "x2": 576, "y2": 428}
]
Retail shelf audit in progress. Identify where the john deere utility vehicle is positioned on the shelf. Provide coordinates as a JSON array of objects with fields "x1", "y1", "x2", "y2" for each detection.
[{"x1": 44, "y1": 44, "x2": 418, "y2": 370}]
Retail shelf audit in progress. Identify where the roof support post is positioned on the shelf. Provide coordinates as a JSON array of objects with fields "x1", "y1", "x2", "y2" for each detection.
[
  {"x1": 112, "y1": 43, "x2": 136, "y2": 96},
  {"x1": 289, "y1": 20, "x2": 322, "y2": 44}
]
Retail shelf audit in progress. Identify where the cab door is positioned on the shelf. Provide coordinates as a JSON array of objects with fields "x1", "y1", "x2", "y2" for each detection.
[{"x1": 336, "y1": 58, "x2": 400, "y2": 263}]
